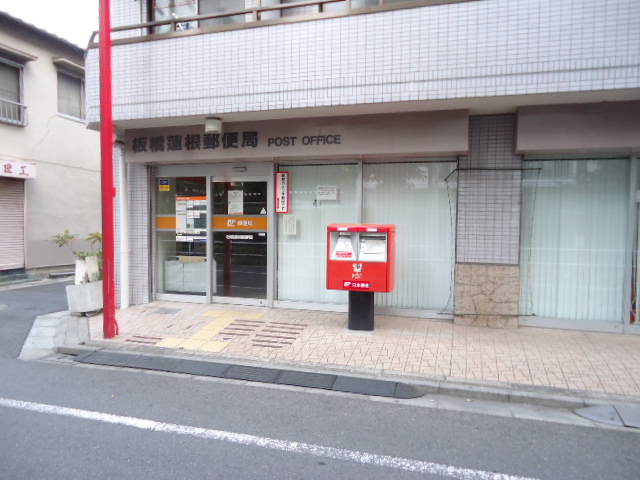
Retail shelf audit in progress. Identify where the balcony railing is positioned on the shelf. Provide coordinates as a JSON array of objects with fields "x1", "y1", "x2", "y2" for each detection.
[
  {"x1": 89, "y1": 0, "x2": 474, "y2": 46},
  {"x1": 0, "y1": 99, "x2": 27, "y2": 127}
]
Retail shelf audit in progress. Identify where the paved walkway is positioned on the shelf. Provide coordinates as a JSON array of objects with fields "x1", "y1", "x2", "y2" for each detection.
[{"x1": 86, "y1": 301, "x2": 640, "y2": 399}]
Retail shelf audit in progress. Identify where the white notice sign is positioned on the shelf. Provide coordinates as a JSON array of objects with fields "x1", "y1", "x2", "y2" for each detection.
[
  {"x1": 283, "y1": 215, "x2": 296, "y2": 235},
  {"x1": 317, "y1": 185, "x2": 338, "y2": 201},
  {"x1": 228, "y1": 190, "x2": 244, "y2": 215}
]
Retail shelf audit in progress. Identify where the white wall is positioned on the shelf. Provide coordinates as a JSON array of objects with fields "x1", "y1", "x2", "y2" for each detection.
[{"x1": 0, "y1": 22, "x2": 101, "y2": 270}]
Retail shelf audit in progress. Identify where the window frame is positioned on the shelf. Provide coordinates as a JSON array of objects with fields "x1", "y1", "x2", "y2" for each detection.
[
  {"x1": 55, "y1": 68, "x2": 86, "y2": 122},
  {"x1": 0, "y1": 57, "x2": 26, "y2": 127}
]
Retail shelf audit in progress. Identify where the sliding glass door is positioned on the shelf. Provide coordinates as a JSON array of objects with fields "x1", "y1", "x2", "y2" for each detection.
[{"x1": 211, "y1": 180, "x2": 268, "y2": 300}]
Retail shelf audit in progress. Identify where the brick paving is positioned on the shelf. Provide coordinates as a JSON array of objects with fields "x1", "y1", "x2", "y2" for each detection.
[{"x1": 88, "y1": 301, "x2": 640, "y2": 398}]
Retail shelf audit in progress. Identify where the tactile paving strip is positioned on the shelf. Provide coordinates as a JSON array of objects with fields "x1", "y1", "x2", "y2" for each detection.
[{"x1": 75, "y1": 350, "x2": 424, "y2": 399}]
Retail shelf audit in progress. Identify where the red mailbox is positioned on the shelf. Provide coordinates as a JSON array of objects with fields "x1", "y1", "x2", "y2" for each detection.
[{"x1": 326, "y1": 224, "x2": 396, "y2": 293}]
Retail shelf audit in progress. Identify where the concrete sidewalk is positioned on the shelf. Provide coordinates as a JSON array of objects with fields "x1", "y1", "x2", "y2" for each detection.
[{"x1": 69, "y1": 301, "x2": 640, "y2": 404}]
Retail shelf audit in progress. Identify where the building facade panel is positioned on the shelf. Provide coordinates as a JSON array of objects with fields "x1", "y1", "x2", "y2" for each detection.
[{"x1": 87, "y1": 0, "x2": 640, "y2": 124}]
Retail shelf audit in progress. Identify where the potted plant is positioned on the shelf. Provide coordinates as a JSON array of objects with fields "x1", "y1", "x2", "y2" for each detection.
[{"x1": 50, "y1": 230, "x2": 103, "y2": 315}]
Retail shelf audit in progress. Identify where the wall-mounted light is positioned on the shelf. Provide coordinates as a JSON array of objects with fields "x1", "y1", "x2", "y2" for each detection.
[{"x1": 205, "y1": 117, "x2": 222, "y2": 134}]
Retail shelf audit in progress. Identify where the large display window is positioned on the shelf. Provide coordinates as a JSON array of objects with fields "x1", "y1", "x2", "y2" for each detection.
[
  {"x1": 363, "y1": 162, "x2": 456, "y2": 311},
  {"x1": 276, "y1": 164, "x2": 358, "y2": 305},
  {"x1": 276, "y1": 161, "x2": 456, "y2": 313},
  {"x1": 521, "y1": 159, "x2": 629, "y2": 325}
]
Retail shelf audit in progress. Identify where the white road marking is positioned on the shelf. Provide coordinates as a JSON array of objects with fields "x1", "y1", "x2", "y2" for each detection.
[{"x1": 0, "y1": 397, "x2": 540, "y2": 480}]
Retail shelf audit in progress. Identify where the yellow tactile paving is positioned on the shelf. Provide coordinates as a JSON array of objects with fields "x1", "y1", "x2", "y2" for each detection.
[
  {"x1": 87, "y1": 301, "x2": 640, "y2": 399},
  {"x1": 190, "y1": 330, "x2": 219, "y2": 341},
  {"x1": 153, "y1": 337, "x2": 183, "y2": 348},
  {"x1": 150, "y1": 309, "x2": 265, "y2": 353},
  {"x1": 201, "y1": 316, "x2": 236, "y2": 331},
  {"x1": 178, "y1": 339, "x2": 209, "y2": 350}
]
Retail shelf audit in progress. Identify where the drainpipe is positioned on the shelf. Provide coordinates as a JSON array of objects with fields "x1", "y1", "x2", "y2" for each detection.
[{"x1": 99, "y1": 0, "x2": 119, "y2": 338}]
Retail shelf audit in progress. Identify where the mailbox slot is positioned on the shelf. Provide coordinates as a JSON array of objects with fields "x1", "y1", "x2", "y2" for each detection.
[{"x1": 358, "y1": 233, "x2": 387, "y2": 262}]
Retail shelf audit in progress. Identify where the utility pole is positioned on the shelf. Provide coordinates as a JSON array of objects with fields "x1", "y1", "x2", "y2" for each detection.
[{"x1": 99, "y1": 0, "x2": 118, "y2": 338}]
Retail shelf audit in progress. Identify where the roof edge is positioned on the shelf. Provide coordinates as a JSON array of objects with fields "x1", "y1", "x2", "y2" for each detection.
[{"x1": 0, "y1": 10, "x2": 86, "y2": 54}]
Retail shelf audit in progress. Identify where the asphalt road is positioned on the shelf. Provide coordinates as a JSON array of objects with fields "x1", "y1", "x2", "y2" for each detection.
[
  {"x1": 0, "y1": 280, "x2": 70, "y2": 358},
  {"x1": 1, "y1": 357, "x2": 639, "y2": 480},
  {"x1": 0, "y1": 282, "x2": 638, "y2": 479}
]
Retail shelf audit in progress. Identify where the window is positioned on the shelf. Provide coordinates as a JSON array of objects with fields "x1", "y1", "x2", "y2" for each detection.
[
  {"x1": 151, "y1": 0, "x2": 416, "y2": 33},
  {"x1": 276, "y1": 161, "x2": 456, "y2": 311},
  {"x1": 521, "y1": 159, "x2": 629, "y2": 324},
  {"x1": 0, "y1": 60, "x2": 25, "y2": 126},
  {"x1": 153, "y1": 0, "x2": 245, "y2": 33},
  {"x1": 57, "y1": 71, "x2": 85, "y2": 120}
]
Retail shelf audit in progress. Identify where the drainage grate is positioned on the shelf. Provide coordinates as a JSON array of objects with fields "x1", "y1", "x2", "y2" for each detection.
[{"x1": 74, "y1": 350, "x2": 424, "y2": 399}]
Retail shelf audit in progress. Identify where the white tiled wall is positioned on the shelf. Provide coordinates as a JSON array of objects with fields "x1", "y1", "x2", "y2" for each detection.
[
  {"x1": 457, "y1": 115, "x2": 522, "y2": 265},
  {"x1": 128, "y1": 163, "x2": 151, "y2": 304},
  {"x1": 86, "y1": 0, "x2": 640, "y2": 123},
  {"x1": 114, "y1": 151, "x2": 151, "y2": 306}
]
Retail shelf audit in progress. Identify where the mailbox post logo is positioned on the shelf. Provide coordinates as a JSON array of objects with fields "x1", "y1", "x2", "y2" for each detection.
[{"x1": 352, "y1": 263, "x2": 363, "y2": 279}]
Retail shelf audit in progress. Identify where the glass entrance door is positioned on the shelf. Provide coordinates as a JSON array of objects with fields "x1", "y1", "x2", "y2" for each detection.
[{"x1": 212, "y1": 180, "x2": 268, "y2": 301}]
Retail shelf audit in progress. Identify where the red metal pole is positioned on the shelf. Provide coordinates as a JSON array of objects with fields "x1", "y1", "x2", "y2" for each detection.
[{"x1": 99, "y1": 0, "x2": 118, "y2": 338}]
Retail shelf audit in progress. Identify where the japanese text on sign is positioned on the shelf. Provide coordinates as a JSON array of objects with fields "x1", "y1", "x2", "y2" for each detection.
[
  {"x1": 343, "y1": 281, "x2": 371, "y2": 290},
  {"x1": 1, "y1": 160, "x2": 36, "y2": 179},
  {"x1": 131, "y1": 132, "x2": 259, "y2": 153},
  {"x1": 275, "y1": 172, "x2": 289, "y2": 213},
  {"x1": 131, "y1": 132, "x2": 344, "y2": 154}
]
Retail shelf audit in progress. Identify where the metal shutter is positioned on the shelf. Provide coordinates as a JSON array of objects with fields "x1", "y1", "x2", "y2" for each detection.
[{"x1": 0, "y1": 177, "x2": 25, "y2": 270}]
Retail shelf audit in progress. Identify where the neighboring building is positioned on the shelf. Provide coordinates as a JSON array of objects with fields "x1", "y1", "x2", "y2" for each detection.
[
  {"x1": 85, "y1": 0, "x2": 639, "y2": 334},
  {"x1": 0, "y1": 12, "x2": 101, "y2": 280}
]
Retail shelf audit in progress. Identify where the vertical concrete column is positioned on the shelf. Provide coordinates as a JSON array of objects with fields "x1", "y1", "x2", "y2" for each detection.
[{"x1": 454, "y1": 115, "x2": 522, "y2": 327}]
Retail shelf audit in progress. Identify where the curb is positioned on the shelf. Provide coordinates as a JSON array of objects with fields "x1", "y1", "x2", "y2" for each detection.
[
  {"x1": 74, "y1": 339, "x2": 640, "y2": 410},
  {"x1": 23, "y1": 311, "x2": 640, "y2": 411}
]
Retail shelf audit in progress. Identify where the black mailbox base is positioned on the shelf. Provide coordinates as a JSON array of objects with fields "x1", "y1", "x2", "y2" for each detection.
[{"x1": 348, "y1": 291, "x2": 375, "y2": 331}]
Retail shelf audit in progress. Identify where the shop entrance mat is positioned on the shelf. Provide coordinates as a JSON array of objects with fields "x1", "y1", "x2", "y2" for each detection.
[{"x1": 75, "y1": 350, "x2": 424, "y2": 399}]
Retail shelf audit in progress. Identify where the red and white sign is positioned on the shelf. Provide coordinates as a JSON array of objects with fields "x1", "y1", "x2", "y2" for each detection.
[
  {"x1": 275, "y1": 171, "x2": 289, "y2": 213},
  {"x1": 1, "y1": 159, "x2": 36, "y2": 179},
  {"x1": 343, "y1": 281, "x2": 371, "y2": 290}
]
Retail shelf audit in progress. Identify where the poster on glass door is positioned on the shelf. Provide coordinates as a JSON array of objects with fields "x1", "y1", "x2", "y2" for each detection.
[
  {"x1": 175, "y1": 196, "x2": 207, "y2": 242},
  {"x1": 228, "y1": 190, "x2": 244, "y2": 215}
]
